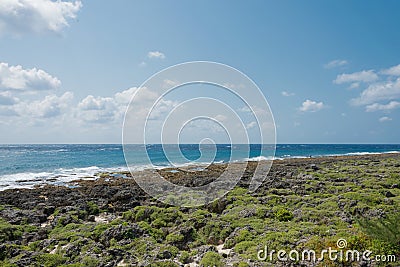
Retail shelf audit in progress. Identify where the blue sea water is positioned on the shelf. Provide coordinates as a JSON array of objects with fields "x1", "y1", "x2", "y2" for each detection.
[{"x1": 0, "y1": 144, "x2": 399, "y2": 190}]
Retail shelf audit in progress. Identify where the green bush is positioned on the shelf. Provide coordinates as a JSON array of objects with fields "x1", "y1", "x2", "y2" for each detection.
[
  {"x1": 149, "y1": 261, "x2": 179, "y2": 267},
  {"x1": 358, "y1": 213, "x2": 400, "y2": 249},
  {"x1": 234, "y1": 241, "x2": 257, "y2": 254},
  {"x1": 0, "y1": 219, "x2": 37, "y2": 243},
  {"x1": 179, "y1": 251, "x2": 191, "y2": 264},
  {"x1": 81, "y1": 256, "x2": 100, "y2": 267},
  {"x1": 137, "y1": 221, "x2": 165, "y2": 241},
  {"x1": 166, "y1": 233, "x2": 185, "y2": 244},
  {"x1": 35, "y1": 253, "x2": 67, "y2": 267},
  {"x1": 275, "y1": 208, "x2": 294, "y2": 222},
  {"x1": 0, "y1": 219, "x2": 22, "y2": 242},
  {"x1": 234, "y1": 229, "x2": 252, "y2": 243},
  {"x1": 200, "y1": 251, "x2": 223, "y2": 267},
  {"x1": 87, "y1": 201, "x2": 100, "y2": 215}
]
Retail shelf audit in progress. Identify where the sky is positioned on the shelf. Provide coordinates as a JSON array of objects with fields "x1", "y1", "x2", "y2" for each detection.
[{"x1": 0, "y1": 0, "x2": 400, "y2": 144}]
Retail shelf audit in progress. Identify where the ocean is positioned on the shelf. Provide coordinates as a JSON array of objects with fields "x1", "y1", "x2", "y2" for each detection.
[{"x1": 0, "y1": 144, "x2": 399, "y2": 191}]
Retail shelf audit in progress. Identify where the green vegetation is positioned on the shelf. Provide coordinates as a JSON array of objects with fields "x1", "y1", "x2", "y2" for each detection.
[
  {"x1": 0, "y1": 155, "x2": 399, "y2": 266},
  {"x1": 200, "y1": 251, "x2": 223, "y2": 267},
  {"x1": 358, "y1": 213, "x2": 400, "y2": 249}
]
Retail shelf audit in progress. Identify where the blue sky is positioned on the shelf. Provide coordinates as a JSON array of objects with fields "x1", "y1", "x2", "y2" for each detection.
[{"x1": 0, "y1": 0, "x2": 400, "y2": 144}]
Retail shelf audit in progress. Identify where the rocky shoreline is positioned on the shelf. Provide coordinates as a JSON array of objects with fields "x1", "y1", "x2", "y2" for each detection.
[{"x1": 1, "y1": 154, "x2": 399, "y2": 266}]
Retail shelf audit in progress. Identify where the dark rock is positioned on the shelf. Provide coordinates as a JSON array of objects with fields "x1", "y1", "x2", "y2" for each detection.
[
  {"x1": 158, "y1": 249, "x2": 172, "y2": 259},
  {"x1": 88, "y1": 215, "x2": 95, "y2": 222},
  {"x1": 22, "y1": 228, "x2": 48, "y2": 244},
  {"x1": 340, "y1": 213, "x2": 353, "y2": 224},
  {"x1": 100, "y1": 224, "x2": 142, "y2": 246},
  {"x1": 238, "y1": 209, "x2": 255, "y2": 218},
  {"x1": 11, "y1": 250, "x2": 38, "y2": 267},
  {"x1": 51, "y1": 213, "x2": 80, "y2": 227},
  {"x1": 366, "y1": 209, "x2": 385, "y2": 219},
  {"x1": 349, "y1": 200, "x2": 358, "y2": 207},
  {"x1": 0, "y1": 208, "x2": 47, "y2": 225},
  {"x1": 197, "y1": 245, "x2": 217, "y2": 255},
  {"x1": 207, "y1": 198, "x2": 229, "y2": 214},
  {"x1": 310, "y1": 164, "x2": 319, "y2": 170},
  {"x1": 38, "y1": 238, "x2": 58, "y2": 251},
  {"x1": 385, "y1": 191, "x2": 395, "y2": 198}
]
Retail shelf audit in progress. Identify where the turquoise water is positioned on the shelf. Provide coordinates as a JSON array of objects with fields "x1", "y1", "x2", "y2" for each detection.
[{"x1": 0, "y1": 144, "x2": 399, "y2": 190}]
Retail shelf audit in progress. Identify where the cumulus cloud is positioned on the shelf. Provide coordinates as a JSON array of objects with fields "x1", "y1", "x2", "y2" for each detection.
[
  {"x1": 16, "y1": 91, "x2": 73, "y2": 118},
  {"x1": 238, "y1": 106, "x2": 251, "y2": 113},
  {"x1": 365, "y1": 101, "x2": 400, "y2": 112},
  {"x1": 299, "y1": 99, "x2": 325, "y2": 112},
  {"x1": 0, "y1": 0, "x2": 82, "y2": 36},
  {"x1": 114, "y1": 87, "x2": 137, "y2": 105},
  {"x1": 147, "y1": 51, "x2": 165, "y2": 59},
  {"x1": 349, "y1": 82, "x2": 360, "y2": 89},
  {"x1": 379, "y1": 116, "x2": 392, "y2": 122},
  {"x1": 381, "y1": 64, "x2": 400, "y2": 76},
  {"x1": 281, "y1": 91, "x2": 295, "y2": 97},
  {"x1": 334, "y1": 63, "x2": 400, "y2": 113},
  {"x1": 0, "y1": 91, "x2": 18, "y2": 105},
  {"x1": 0, "y1": 62, "x2": 61, "y2": 91},
  {"x1": 163, "y1": 79, "x2": 180, "y2": 88},
  {"x1": 214, "y1": 114, "x2": 227, "y2": 122},
  {"x1": 324, "y1": 59, "x2": 348, "y2": 69},
  {"x1": 246, "y1": 121, "x2": 257, "y2": 129},
  {"x1": 78, "y1": 94, "x2": 122, "y2": 123},
  {"x1": 334, "y1": 70, "x2": 378, "y2": 85},
  {"x1": 350, "y1": 78, "x2": 400, "y2": 105},
  {"x1": 0, "y1": 106, "x2": 18, "y2": 116},
  {"x1": 77, "y1": 87, "x2": 144, "y2": 123},
  {"x1": 78, "y1": 95, "x2": 113, "y2": 111}
]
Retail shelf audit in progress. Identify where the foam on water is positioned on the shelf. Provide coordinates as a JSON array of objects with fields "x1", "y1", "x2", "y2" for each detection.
[{"x1": 1, "y1": 144, "x2": 400, "y2": 191}]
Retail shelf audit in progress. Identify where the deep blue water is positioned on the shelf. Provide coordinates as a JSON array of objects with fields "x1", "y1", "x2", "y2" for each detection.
[{"x1": 0, "y1": 144, "x2": 399, "y2": 190}]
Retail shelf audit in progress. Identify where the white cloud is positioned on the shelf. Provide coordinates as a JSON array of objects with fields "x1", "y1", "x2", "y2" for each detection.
[
  {"x1": 78, "y1": 95, "x2": 113, "y2": 111},
  {"x1": 334, "y1": 70, "x2": 378, "y2": 85},
  {"x1": 0, "y1": 62, "x2": 61, "y2": 91},
  {"x1": 381, "y1": 64, "x2": 400, "y2": 76},
  {"x1": 16, "y1": 91, "x2": 73, "y2": 118},
  {"x1": 147, "y1": 99, "x2": 177, "y2": 120},
  {"x1": 336, "y1": 64, "x2": 400, "y2": 112},
  {"x1": 214, "y1": 114, "x2": 227, "y2": 122},
  {"x1": 351, "y1": 78, "x2": 400, "y2": 105},
  {"x1": 299, "y1": 99, "x2": 325, "y2": 112},
  {"x1": 0, "y1": 106, "x2": 18, "y2": 116},
  {"x1": 349, "y1": 82, "x2": 360, "y2": 89},
  {"x1": 114, "y1": 87, "x2": 137, "y2": 105},
  {"x1": 163, "y1": 79, "x2": 180, "y2": 88},
  {"x1": 246, "y1": 121, "x2": 257, "y2": 129},
  {"x1": 238, "y1": 106, "x2": 250, "y2": 113},
  {"x1": 281, "y1": 91, "x2": 295, "y2": 97},
  {"x1": 324, "y1": 59, "x2": 348, "y2": 69},
  {"x1": 0, "y1": 0, "x2": 82, "y2": 36},
  {"x1": 221, "y1": 83, "x2": 245, "y2": 90},
  {"x1": 365, "y1": 101, "x2": 400, "y2": 112},
  {"x1": 186, "y1": 119, "x2": 225, "y2": 134},
  {"x1": 78, "y1": 94, "x2": 123, "y2": 123},
  {"x1": 0, "y1": 91, "x2": 18, "y2": 105},
  {"x1": 77, "y1": 87, "x2": 142, "y2": 124},
  {"x1": 147, "y1": 51, "x2": 165, "y2": 59},
  {"x1": 379, "y1": 116, "x2": 392, "y2": 122}
]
